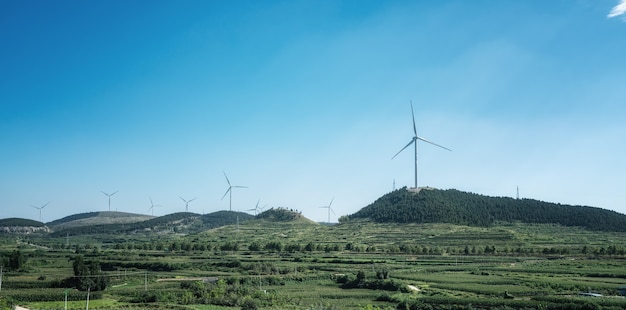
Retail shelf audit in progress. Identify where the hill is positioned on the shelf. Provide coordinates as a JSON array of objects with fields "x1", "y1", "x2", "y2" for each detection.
[
  {"x1": 0, "y1": 218, "x2": 44, "y2": 227},
  {"x1": 47, "y1": 211, "x2": 154, "y2": 230},
  {"x1": 49, "y1": 211, "x2": 254, "y2": 237},
  {"x1": 347, "y1": 187, "x2": 626, "y2": 232},
  {"x1": 199, "y1": 210, "x2": 253, "y2": 228},
  {"x1": 256, "y1": 207, "x2": 315, "y2": 224},
  {"x1": 0, "y1": 218, "x2": 49, "y2": 234}
]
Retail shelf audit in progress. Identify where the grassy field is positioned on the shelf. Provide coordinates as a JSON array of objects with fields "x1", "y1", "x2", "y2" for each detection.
[{"x1": 1, "y1": 220, "x2": 625, "y2": 309}]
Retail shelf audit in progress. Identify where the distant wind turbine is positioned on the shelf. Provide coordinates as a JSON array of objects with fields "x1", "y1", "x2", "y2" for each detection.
[
  {"x1": 31, "y1": 202, "x2": 49, "y2": 222},
  {"x1": 179, "y1": 196, "x2": 197, "y2": 212},
  {"x1": 221, "y1": 172, "x2": 247, "y2": 211},
  {"x1": 319, "y1": 198, "x2": 335, "y2": 223},
  {"x1": 101, "y1": 191, "x2": 118, "y2": 211},
  {"x1": 148, "y1": 197, "x2": 161, "y2": 216},
  {"x1": 246, "y1": 199, "x2": 265, "y2": 215},
  {"x1": 392, "y1": 101, "x2": 451, "y2": 189}
]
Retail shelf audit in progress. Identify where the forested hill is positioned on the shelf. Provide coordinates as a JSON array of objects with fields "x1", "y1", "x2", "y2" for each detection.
[{"x1": 348, "y1": 188, "x2": 626, "y2": 232}]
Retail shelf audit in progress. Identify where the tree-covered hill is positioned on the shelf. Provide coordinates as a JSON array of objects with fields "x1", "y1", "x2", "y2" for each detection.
[
  {"x1": 199, "y1": 211, "x2": 253, "y2": 229},
  {"x1": 256, "y1": 207, "x2": 315, "y2": 223},
  {"x1": 0, "y1": 218, "x2": 49, "y2": 234},
  {"x1": 0, "y1": 218, "x2": 44, "y2": 227},
  {"x1": 347, "y1": 188, "x2": 626, "y2": 232}
]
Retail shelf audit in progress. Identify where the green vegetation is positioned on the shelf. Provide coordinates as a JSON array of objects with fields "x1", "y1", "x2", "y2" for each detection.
[
  {"x1": 0, "y1": 218, "x2": 43, "y2": 227},
  {"x1": 1, "y1": 189, "x2": 626, "y2": 309},
  {"x1": 349, "y1": 188, "x2": 626, "y2": 231}
]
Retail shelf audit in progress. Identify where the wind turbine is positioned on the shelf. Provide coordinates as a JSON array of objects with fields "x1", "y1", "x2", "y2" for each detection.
[
  {"x1": 179, "y1": 196, "x2": 197, "y2": 212},
  {"x1": 319, "y1": 198, "x2": 335, "y2": 223},
  {"x1": 392, "y1": 101, "x2": 451, "y2": 189},
  {"x1": 246, "y1": 199, "x2": 265, "y2": 215},
  {"x1": 101, "y1": 191, "x2": 118, "y2": 212},
  {"x1": 31, "y1": 202, "x2": 49, "y2": 222},
  {"x1": 148, "y1": 197, "x2": 161, "y2": 216},
  {"x1": 221, "y1": 172, "x2": 247, "y2": 211}
]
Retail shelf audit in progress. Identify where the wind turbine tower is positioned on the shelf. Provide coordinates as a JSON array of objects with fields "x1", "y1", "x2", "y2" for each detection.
[
  {"x1": 319, "y1": 198, "x2": 336, "y2": 223},
  {"x1": 392, "y1": 101, "x2": 451, "y2": 189},
  {"x1": 221, "y1": 172, "x2": 247, "y2": 211},
  {"x1": 179, "y1": 196, "x2": 197, "y2": 212},
  {"x1": 101, "y1": 191, "x2": 118, "y2": 212},
  {"x1": 31, "y1": 202, "x2": 49, "y2": 222}
]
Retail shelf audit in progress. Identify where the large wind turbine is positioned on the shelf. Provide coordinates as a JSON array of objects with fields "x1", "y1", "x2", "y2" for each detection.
[
  {"x1": 31, "y1": 202, "x2": 49, "y2": 222},
  {"x1": 319, "y1": 198, "x2": 335, "y2": 223},
  {"x1": 101, "y1": 191, "x2": 118, "y2": 211},
  {"x1": 392, "y1": 101, "x2": 451, "y2": 189},
  {"x1": 221, "y1": 172, "x2": 247, "y2": 211},
  {"x1": 179, "y1": 196, "x2": 197, "y2": 212}
]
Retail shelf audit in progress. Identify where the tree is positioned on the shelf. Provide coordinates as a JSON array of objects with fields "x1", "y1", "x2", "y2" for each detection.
[
  {"x1": 8, "y1": 250, "x2": 26, "y2": 271},
  {"x1": 305, "y1": 242, "x2": 315, "y2": 252},
  {"x1": 68, "y1": 255, "x2": 109, "y2": 291}
]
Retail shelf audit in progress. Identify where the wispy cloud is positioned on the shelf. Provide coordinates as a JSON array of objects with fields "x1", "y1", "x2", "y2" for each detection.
[{"x1": 608, "y1": 0, "x2": 626, "y2": 18}]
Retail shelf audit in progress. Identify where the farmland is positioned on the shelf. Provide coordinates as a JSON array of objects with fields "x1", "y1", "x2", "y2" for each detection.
[{"x1": 1, "y1": 215, "x2": 626, "y2": 309}]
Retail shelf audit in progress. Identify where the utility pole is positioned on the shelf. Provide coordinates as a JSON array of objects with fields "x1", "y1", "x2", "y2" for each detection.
[
  {"x1": 85, "y1": 286, "x2": 90, "y2": 310},
  {"x1": 64, "y1": 288, "x2": 70, "y2": 310}
]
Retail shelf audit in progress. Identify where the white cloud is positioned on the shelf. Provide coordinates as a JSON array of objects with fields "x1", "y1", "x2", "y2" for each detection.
[{"x1": 608, "y1": 0, "x2": 626, "y2": 18}]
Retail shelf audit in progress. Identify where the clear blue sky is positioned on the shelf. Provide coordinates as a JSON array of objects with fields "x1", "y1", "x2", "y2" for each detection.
[{"x1": 1, "y1": 0, "x2": 625, "y2": 223}]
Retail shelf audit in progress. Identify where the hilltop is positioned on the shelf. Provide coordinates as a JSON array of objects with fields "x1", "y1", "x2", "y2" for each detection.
[
  {"x1": 48, "y1": 211, "x2": 254, "y2": 237},
  {"x1": 347, "y1": 187, "x2": 626, "y2": 232},
  {"x1": 47, "y1": 211, "x2": 155, "y2": 230},
  {"x1": 0, "y1": 218, "x2": 48, "y2": 234},
  {"x1": 256, "y1": 207, "x2": 316, "y2": 224}
]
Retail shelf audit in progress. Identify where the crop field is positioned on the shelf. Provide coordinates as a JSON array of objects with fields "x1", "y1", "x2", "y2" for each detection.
[{"x1": 1, "y1": 220, "x2": 625, "y2": 309}]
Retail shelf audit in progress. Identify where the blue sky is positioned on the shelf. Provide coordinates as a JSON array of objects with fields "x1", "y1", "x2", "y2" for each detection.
[{"x1": 1, "y1": 0, "x2": 625, "y2": 223}]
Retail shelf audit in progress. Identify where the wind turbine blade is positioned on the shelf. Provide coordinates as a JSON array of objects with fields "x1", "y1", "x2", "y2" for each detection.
[
  {"x1": 255, "y1": 199, "x2": 260, "y2": 209},
  {"x1": 221, "y1": 188, "x2": 231, "y2": 200},
  {"x1": 189, "y1": 198, "x2": 197, "y2": 202},
  {"x1": 329, "y1": 197, "x2": 334, "y2": 207},
  {"x1": 223, "y1": 171, "x2": 231, "y2": 186},
  {"x1": 392, "y1": 138, "x2": 416, "y2": 159},
  {"x1": 233, "y1": 185, "x2": 248, "y2": 188},
  {"x1": 111, "y1": 191, "x2": 118, "y2": 196},
  {"x1": 101, "y1": 191, "x2": 108, "y2": 196},
  {"x1": 416, "y1": 136, "x2": 452, "y2": 151},
  {"x1": 330, "y1": 208, "x2": 336, "y2": 215},
  {"x1": 149, "y1": 197, "x2": 154, "y2": 205},
  {"x1": 410, "y1": 100, "x2": 417, "y2": 136},
  {"x1": 179, "y1": 196, "x2": 186, "y2": 203},
  {"x1": 42, "y1": 202, "x2": 49, "y2": 209}
]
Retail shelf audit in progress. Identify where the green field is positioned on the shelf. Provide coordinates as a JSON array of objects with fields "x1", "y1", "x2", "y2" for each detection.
[{"x1": 1, "y1": 220, "x2": 626, "y2": 309}]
